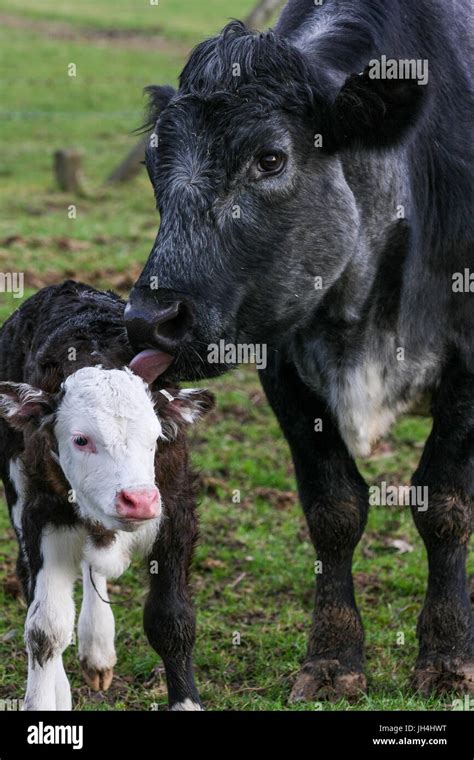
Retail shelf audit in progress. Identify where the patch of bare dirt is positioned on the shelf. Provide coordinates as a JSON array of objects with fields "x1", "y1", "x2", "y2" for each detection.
[
  {"x1": 251, "y1": 487, "x2": 297, "y2": 510},
  {"x1": 13, "y1": 263, "x2": 145, "y2": 293},
  {"x1": 197, "y1": 475, "x2": 297, "y2": 511},
  {"x1": 197, "y1": 474, "x2": 227, "y2": 497},
  {"x1": 354, "y1": 571, "x2": 384, "y2": 603},
  {"x1": 0, "y1": 13, "x2": 190, "y2": 56}
]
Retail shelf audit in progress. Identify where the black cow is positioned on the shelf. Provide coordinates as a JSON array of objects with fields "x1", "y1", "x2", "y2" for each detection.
[{"x1": 125, "y1": 1, "x2": 474, "y2": 700}]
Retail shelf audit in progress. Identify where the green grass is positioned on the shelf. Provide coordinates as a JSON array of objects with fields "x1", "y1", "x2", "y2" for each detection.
[
  {"x1": 0, "y1": 0, "x2": 258, "y2": 41},
  {"x1": 0, "y1": 1, "x2": 472, "y2": 712}
]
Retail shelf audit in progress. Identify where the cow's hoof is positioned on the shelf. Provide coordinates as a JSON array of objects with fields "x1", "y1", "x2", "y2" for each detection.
[
  {"x1": 289, "y1": 659, "x2": 367, "y2": 703},
  {"x1": 81, "y1": 661, "x2": 114, "y2": 692},
  {"x1": 412, "y1": 660, "x2": 474, "y2": 696}
]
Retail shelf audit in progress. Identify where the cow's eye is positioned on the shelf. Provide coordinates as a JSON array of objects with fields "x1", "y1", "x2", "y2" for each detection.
[
  {"x1": 256, "y1": 152, "x2": 286, "y2": 176},
  {"x1": 73, "y1": 436, "x2": 88, "y2": 447}
]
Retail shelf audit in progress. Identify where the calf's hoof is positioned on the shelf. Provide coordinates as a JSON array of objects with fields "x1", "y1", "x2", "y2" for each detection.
[
  {"x1": 81, "y1": 660, "x2": 114, "y2": 692},
  {"x1": 412, "y1": 659, "x2": 474, "y2": 696},
  {"x1": 170, "y1": 699, "x2": 204, "y2": 711},
  {"x1": 289, "y1": 659, "x2": 367, "y2": 703}
]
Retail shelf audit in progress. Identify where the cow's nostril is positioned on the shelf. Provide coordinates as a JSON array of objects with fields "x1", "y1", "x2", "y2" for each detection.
[
  {"x1": 125, "y1": 296, "x2": 194, "y2": 355},
  {"x1": 154, "y1": 301, "x2": 192, "y2": 342}
]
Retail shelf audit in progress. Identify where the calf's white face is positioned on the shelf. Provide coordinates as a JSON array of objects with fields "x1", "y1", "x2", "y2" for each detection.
[
  {"x1": 0, "y1": 366, "x2": 213, "y2": 534},
  {"x1": 54, "y1": 367, "x2": 161, "y2": 531}
]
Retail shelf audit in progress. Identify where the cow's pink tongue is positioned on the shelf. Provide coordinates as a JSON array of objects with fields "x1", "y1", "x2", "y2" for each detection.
[{"x1": 129, "y1": 349, "x2": 174, "y2": 384}]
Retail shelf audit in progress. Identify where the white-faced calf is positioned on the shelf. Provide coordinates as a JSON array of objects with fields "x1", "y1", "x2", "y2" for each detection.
[{"x1": 0, "y1": 281, "x2": 213, "y2": 710}]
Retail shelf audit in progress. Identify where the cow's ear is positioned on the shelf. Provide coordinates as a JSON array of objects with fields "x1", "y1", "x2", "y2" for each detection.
[
  {"x1": 153, "y1": 388, "x2": 214, "y2": 440},
  {"x1": 322, "y1": 66, "x2": 425, "y2": 152},
  {"x1": 0, "y1": 382, "x2": 56, "y2": 431},
  {"x1": 143, "y1": 84, "x2": 176, "y2": 127}
]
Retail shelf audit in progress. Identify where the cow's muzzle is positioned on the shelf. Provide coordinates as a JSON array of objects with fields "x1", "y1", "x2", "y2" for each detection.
[{"x1": 125, "y1": 289, "x2": 194, "y2": 356}]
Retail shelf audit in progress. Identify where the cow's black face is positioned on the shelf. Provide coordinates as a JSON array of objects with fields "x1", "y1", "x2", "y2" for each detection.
[
  {"x1": 125, "y1": 22, "x2": 423, "y2": 382},
  {"x1": 127, "y1": 102, "x2": 357, "y2": 381}
]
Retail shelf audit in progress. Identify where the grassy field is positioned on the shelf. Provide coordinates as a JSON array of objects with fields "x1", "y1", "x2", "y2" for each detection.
[{"x1": 0, "y1": 1, "x2": 472, "y2": 712}]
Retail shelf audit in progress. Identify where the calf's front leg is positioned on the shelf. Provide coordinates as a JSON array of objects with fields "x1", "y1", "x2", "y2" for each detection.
[
  {"x1": 260, "y1": 355, "x2": 368, "y2": 703},
  {"x1": 78, "y1": 562, "x2": 116, "y2": 691},
  {"x1": 144, "y1": 495, "x2": 202, "y2": 710},
  {"x1": 23, "y1": 527, "x2": 79, "y2": 710}
]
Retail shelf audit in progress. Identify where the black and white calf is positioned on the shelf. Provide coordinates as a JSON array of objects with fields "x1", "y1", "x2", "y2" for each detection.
[{"x1": 0, "y1": 281, "x2": 213, "y2": 710}]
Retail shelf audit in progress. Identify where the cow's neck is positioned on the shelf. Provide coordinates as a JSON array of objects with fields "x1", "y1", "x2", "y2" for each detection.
[{"x1": 290, "y1": 149, "x2": 440, "y2": 458}]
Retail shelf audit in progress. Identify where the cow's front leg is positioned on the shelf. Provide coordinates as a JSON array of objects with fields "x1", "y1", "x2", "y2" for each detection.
[
  {"x1": 144, "y1": 500, "x2": 202, "y2": 710},
  {"x1": 23, "y1": 527, "x2": 80, "y2": 710},
  {"x1": 260, "y1": 356, "x2": 368, "y2": 703},
  {"x1": 411, "y1": 360, "x2": 473, "y2": 695},
  {"x1": 78, "y1": 562, "x2": 116, "y2": 691}
]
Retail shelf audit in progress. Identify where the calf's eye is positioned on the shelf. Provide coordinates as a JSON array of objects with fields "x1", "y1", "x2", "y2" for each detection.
[
  {"x1": 73, "y1": 436, "x2": 88, "y2": 447},
  {"x1": 256, "y1": 152, "x2": 286, "y2": 176},
  {"x1": 72, "y1": 434, "x2": 95, "y2": 453}
]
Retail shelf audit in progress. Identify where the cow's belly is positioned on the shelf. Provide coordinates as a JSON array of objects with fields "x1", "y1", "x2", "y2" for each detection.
[
  {"x1": 295, "y1": 350, "x2": 440, "y2": 459},
  {"x1": 331, "y1": 360, "x2": 415, "y2": 458}
]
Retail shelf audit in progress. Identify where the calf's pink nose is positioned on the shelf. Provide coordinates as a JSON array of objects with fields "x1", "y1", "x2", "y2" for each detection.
[{"x1": 116, "y1": 488, "x2": 160, "y2": 520}]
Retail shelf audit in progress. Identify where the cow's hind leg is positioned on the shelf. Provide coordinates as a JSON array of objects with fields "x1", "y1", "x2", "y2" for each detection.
[
  {"x1": 260, "y1": 356, "x2": 368, "y2": 703},
  {"x1": 143, "y1": 499, "x2": 202, "y2": 710},
  {"x1": 411, "y1": 360, "x2": 473, "y2": 695},
  {"x1": 78, "y1": 562, "x2": 116, "y2": 691}
]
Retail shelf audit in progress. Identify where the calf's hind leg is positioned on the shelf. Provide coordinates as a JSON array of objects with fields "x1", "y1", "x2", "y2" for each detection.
[
  {"x1": 143, "y1": 496, "x2": 202, "y2": 710},
  {"x1": 411, "y1": 360, "x2": 473, "y2": 695},
  {"x1": 259, "y1": 356, "x2": 368, "y2": 703}
]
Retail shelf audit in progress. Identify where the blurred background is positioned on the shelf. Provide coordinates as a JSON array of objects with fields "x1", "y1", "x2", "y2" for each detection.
[
  {"x1": 0, "y1": 0, "x2": 283, "y2": 318},
  {"x1": 0, "y1": 0, "x2": 465, "y2": 712}
]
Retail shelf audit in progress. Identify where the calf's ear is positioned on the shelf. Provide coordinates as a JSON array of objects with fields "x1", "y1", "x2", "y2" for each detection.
[
  {"x1": 0, "y1": 382, "x2": 55, "y2": 431},
  {"x1": 153, "y1": 388, "x2": 214, "y2": 439},
  {"x1": 322, "y1": 66, "x2": 425, "y2": 152}
]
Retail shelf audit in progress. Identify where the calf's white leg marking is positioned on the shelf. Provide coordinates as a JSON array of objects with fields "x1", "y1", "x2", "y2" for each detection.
[
  {"x1": 78, "y1": 561, "x2": 116, "y2": 690},
  {"x1": 170, "y1": 699, "x2": 203, "y2": 711},
  {"x1": 9, "y1": 458, "x2": 30, "y2": 587},
  {"x1": 55, "y1": 659, "x2": 72, "y2": 710},
  {"x1": 23, "y1": 527, "x2": 82, "y2": 711}
]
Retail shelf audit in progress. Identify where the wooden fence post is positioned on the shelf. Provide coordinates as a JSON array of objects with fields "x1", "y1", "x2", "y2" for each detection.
[
  {"x1": 244, "y1": 0, "x2": 284, "y2": 29},
  {"x1": 53, "y1": 149, "x2": 85, "y2": 194}
]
